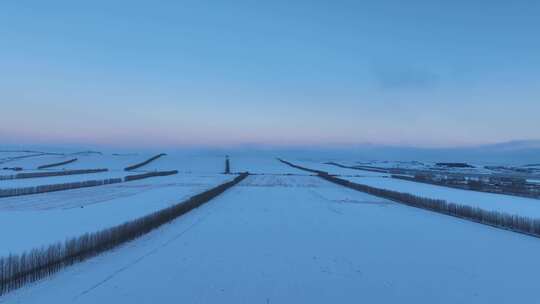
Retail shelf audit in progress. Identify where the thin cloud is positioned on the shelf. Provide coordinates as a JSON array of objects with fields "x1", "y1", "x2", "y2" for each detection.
[{"x1": 372, "y1": 65, "x2": 440, "y2": 89}]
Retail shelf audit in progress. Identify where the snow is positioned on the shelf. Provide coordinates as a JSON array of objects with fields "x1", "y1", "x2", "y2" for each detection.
[
  {"x1": 0, "y1": 171, "x2": 126, "y2": 188},
  {"x1": 331, "y1": 159, "x2": 498, "y2": 175},
  {"x1": 0, "y1": 152, "x2": 229, "y2": 188},
  {"x1": 61, "y1": 153, "x2": 151, "y2": 171},
  {"x1": 2, "y1": 152, "x2": 166, "y2": 171},
  {"x1": 0, "y1": 154, "x2": 71, "y2": 169},
  {"x1": 4, "y1": 174, "x2": 540, "y2": 303},
  {"x1": 343, "y1": 176, "x2": 540, "y2": 218},
  {"x1": 0, "y1": 173, "x2": 234, "y2": 256},
  {"x1": 233, "y1": 156, "x2": 308, "y2": 174},
  {"x1": 0, "y1": 151, "x2": 39, "y2": 162},
  {"x1": 291, "y1": 159, "x2": 390, "y2": 177},
  {"x1": 139, "y1": 153, "x2": 224, "y2": 174}
]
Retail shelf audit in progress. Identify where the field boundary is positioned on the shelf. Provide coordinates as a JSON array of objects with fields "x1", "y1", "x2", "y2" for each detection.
[
  {"x1": 0, "y1": 178, "x2": 123, "y2": 198},
  {"x1": 0, "y1": 169, "x2": 108, "y2": 181},
  {"x1": 38, "y1": 158, "x2": 78, "y2": 169},
  {"x1": 277, "y1": 158, "x2": 325, "y2": 174},
  {"x1": 0, "y1": 169, "x2": 182, "y2": 198},
  {"x1": 124, "y1": 170, "x2": 178, "y2": 182},
  {"x1": 325, "y1": 161, "x2": 389, "y2": 173},
  {"x1": 0, "y1": 172, "x2": 249, "y2": 296},
  {"x1": 124, "y1": 154, "x2": 166, "y2": 171},
  {"x1": 279, "y1": 159, "x2": 540, "y2": 239},
  {"x1": 16, "y1": 169, "x2": 108, "y2": 179}
]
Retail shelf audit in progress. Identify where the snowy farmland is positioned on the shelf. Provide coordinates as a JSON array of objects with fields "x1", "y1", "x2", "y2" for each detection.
[
  {"x1": 288, "y1": 159, "x2": 540, "y2": 218},
  {"x1": 2, "y1": 151, "x2": 540, "y2": 303},
  {"x1": 0, "y1": 173, "x2": 234, "y2": 256},
  {"x1": 3, "y1": 173, "x2": 540, "y2": 303},
  {"x1": 343, "y1": 176, "x2": 540, "y2": 217}
]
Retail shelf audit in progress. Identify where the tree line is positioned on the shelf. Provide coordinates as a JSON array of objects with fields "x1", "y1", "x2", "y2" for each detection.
[
  {"x1": 16, "y1": 169, "x2": 108, "y2": 179},
  {"x1": 277, "y1": 159, "x2": 325, "y2": 174},
  {"x1": 0, "y1": 170, "x2": 181, "y2": 198},
  {"x1": 124, "y1": 154, "x2": 167, "y2": 171},
  {"x1": 37, "y1": 158, "x2": 78, "y2": 169},
  {"x1": 0, "y1": 178, "x2": 122, "y2": 198},
  {"x1": 1, "y1": 169, "x2": 107, "y2": 181},
  {"x1": 0, "y1": 172, "x2": 249, "y2": 296},
  {"x1": 318, "y1": 172, "x2": 540, "y2": 238},
  {"x1": 278, "y1": 158, "x2": 540, "y2": 239},
  {"x1": 124, "y1": 170, "x2": 178, "y2": 182}
]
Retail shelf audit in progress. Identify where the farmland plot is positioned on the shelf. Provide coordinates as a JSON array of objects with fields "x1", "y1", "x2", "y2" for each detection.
[
  {"x1": 1, "y1": 154, "x2": 71, "y2": 169},
  {"x1": 344, "y1": 175, "x2": 540, "y2": 217},
  {"x1": 233, "y1": 156, "x2": 308, "y2": 174},
  {"x1": 0, "y1": 173, "x2": 233, "y2": 256},
  {"x1": 59, "y1": 153, "x2": 150, "y2": 171},
  {"x1": 4, "y1": 174, "x2": 540, "y2": 303},
  {"x1": 291, "y1": 159, "x2": 390, "y2": 177},
  {"x1": 0, "y1": 171, "x2": 125, "y2": 188}
]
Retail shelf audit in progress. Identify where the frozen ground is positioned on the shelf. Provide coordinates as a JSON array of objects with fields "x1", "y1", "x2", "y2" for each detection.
[
  {"x1": 3, "y1": 174, "x2": 540, "y2": 303},
  {"x1": 1, "y1": 152, "x2": 166, "y2": 172},
  {"x1": 0, "y1": 173, "x2": 234, "y2": 256},
  {"x1": 233, "y1": 156, "x2": 308, "y2": 174},
  {"x1": 291, "y1": 159, "x2": 540, "y2": 218},
  {"x1": 0, "y1": 151, "x2": 43, "y2": 164},
  {"x1": 291, "y1": 159, "x2": 390, "y2": 177},
  {"x1": 344, "y1": 176, "x2": 540, "y2": 217},
  {"x1": 0, "y1": 171, "x2": 127, "y2": 188},
  {"x1": 0, "y1": 149, "x2": 237, "y2": 256},
  {"x1": 139, "y1": 153, "x2": 225, "y2": 174},
  {"x1": 62, "y1": 153, "x2": 153, "y2": 171},
  {"x1": 1, "y1": 154, "x2": 75, "y2": 169}
]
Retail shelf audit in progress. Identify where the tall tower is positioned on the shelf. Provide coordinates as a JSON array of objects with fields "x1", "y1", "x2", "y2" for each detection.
[{"x1": 225, "y1": 155, "x2": 231, "y2": 174}]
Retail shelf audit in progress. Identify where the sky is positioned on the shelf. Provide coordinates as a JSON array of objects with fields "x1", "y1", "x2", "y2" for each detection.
[{"x1": 1, "y1": 0, "x2": 539, "y2": 148}]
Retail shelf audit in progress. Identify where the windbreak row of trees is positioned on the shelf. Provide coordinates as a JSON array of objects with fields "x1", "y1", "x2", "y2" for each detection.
[
  {"x1": 15, "y1": 169, "x2": 108, "y2": 179},
  {"x1": 325, "y1": 161, "x2": 389, "y2": 173},
  {"x1": 318, "y1": 173, "x2": 540, "y2": 238},
  {"x1": 0, "y1": 178, "x2": 122, "y2": 198},
  {"x1": 277, "y1": 158, "x2": 540, "y2": 239},
  {"x1": 0, "y1": 172, "x2": 248, "y2": 296},
  {"x1": 37, "y1": 158, "x2": 78, "y2": 169},
  {"x1": 277, "y1": 159, "x2": 325, "y2": 174},
  {"x1": 0, "y1": 169, "x2": 182, "y2": 198},
  {"x1": 124, "y1": 170, "x2": 178, "y2": 182},
  {"x1": 124, "y1": 154, "x2": 166, "y2": 171},
  {"x1": 0, "y1": 175, "x2": 14, "y2": 181},
  {"x1": 0, "y1": 169, "x2": 108, "y2": 181},
  {"x1": 392, "y1": 173, "x2": 540, "y2": 199}
]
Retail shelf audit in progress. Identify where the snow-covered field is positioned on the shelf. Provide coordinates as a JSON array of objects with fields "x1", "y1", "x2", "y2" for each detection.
[
  {"x1": 4, "y1": 174, "x2": 540, "y2": 303},
  {"x1": 343, "y1": 176, "x2": 540, "y2": 217},
  {"x1": 0, "y1": 152, "x2": 234, "y2": 256},
  {"x1": 3, "y1": 154, "x2": 540, "y2": 303},
  {"x1": 291, "y1": 159, "x2": 390, "y2": 177},
  {"x1": 234, "y1": 156, "x2": 308, "y2": 174},
  {"x1": 1, "y1": 154, "x2": 75, "y2": 169},
  {"x1": 0, "y1": 173, "x2": 234, "y2": 256},
  {"x1": 293, "y1": 159, "x2": 540, "y2": 218},
  {"x1": 0, "y1": 171, "x2": 126, "y2": 188}
]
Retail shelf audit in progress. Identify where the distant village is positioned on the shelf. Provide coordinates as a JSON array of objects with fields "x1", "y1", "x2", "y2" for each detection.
[
  {"x1": 390, "y1": 163, "x2": 540, "y2": 199},
  {"x1": 332, "y1": 161, "x2": 540, "y2": 199}
]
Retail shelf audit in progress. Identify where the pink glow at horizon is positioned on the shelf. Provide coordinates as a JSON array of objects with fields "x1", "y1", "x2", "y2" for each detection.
[{"x1": 1, "y1": 1, "x2": 539, "y2": 149}]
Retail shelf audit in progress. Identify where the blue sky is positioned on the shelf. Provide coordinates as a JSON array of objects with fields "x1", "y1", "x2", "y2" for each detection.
[{"x1": 1, "y1": 0, "x2": 539, "y2": 148}]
